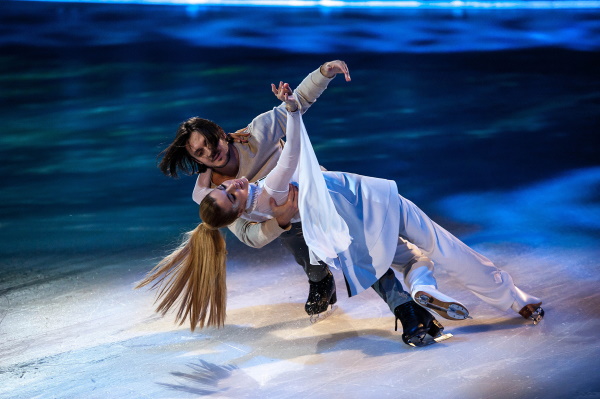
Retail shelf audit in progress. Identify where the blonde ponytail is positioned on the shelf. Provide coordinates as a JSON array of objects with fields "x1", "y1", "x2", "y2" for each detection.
[{"x1": 136, "y1": 223, "x2": 227, "y2": 331}]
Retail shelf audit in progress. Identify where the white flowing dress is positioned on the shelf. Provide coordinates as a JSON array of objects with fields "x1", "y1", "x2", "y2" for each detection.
[{"x1": 241, "y1": 111, "x2": 400, "y2": 296}]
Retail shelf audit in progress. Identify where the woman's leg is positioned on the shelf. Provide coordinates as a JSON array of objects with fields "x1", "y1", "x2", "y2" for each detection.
[
  {"x1": 390, "y1": 237, "x2": 469, "y2": 320},
  {"x1": 397, "y1": 195, "x2": 542, "y2": 318}
]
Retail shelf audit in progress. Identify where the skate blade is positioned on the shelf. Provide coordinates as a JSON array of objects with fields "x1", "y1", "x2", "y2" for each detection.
[
  {"x1": 531, "y1": 307, "x2": 544, "y2": 325},
  {"x1": 415, "y1": 291, "x2": 470, "y2": 320},
  {"x1": 407, "y1": 333, "x2": 453, "y2": 347},
  {"x1": 309, "y1": 305, "x2": 338, "y2": 324},
  {"x1": 519, "y1": 304, "x2": 544, "y2": 325},
  {"x1": 432, "y1": 332, "x2": 453, "y2": 343}
]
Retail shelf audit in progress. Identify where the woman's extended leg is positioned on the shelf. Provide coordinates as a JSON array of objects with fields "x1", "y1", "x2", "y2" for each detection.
[
  {"x1": 390, "y1": 237, "x2": 470, "y2": 320},
  {"x1": 396, "y1": 195, "x2": 543, "y2": 322}
]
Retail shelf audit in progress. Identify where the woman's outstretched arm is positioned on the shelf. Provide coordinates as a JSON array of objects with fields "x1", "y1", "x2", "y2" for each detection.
[{"x1": 263, "y1": 83, "x2": 302, "y2": 205}]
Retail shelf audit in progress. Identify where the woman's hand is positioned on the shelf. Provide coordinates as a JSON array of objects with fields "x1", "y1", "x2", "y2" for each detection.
[
  {"x1": 229, "y1": 127, "x2": 250, "y2": 143},
  {"x1": 271, "y1": 81, "x2": 298, "y2": 112},
  {"x1": 320, "y1": 60, "x2": 351, "y2": 81}
]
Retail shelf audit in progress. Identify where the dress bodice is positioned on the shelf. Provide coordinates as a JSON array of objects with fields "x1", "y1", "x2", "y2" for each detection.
[{"x1": 240, "y1": 179, "x2": 300, "y2": 223}]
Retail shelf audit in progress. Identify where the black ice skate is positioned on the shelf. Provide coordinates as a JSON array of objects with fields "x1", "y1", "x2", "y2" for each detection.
[
  {"x1": 305, "y1": 270, "x2": 337, "y2": 323},
  {"x1": 394, "y1": 301, "x2": 453, "y2": 347},
  {"x1": 518, "y1": 302, "x2": 545, "y2": 325}
]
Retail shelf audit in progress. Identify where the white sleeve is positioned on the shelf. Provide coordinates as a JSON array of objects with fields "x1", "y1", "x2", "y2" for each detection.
[{"x1": 263, "y1": 110, "x2": 301, "y2": 205}]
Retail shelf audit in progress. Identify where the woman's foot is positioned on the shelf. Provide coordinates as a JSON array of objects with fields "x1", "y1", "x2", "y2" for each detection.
[
  {"x1": 413, "y1": 285, "x2": 470, "y2": 320},
  {"x1": 510, "y1": 286, "x2": 544, "y2": 324},
  {"x1": 515, "y1": 302, "x2": 544, "y2": 324},
  {"x1": 404, "y1": 260, "x2": 470, "y2": 321}
]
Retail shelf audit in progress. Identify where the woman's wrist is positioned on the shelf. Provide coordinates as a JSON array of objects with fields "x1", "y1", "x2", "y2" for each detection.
[{"x1": 285, "y1": 102, "x2": 298, "y2": 112}]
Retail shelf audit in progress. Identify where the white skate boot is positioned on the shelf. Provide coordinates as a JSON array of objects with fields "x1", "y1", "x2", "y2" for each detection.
[
  {"x1": 510, "y1": 285, "x2": 544, "y2": 324},
  {"x1": 406, "y1": 258, "x2": 470, "y2": 321}
]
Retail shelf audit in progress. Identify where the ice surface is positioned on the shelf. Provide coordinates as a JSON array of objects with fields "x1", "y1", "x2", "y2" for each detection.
[{"x1": 1, "y1": 173, "x2": 599, "y2": 398}]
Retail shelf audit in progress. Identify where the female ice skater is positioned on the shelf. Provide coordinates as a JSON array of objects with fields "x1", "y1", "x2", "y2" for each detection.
[{"x1": 138, "y1": 81, "x2": 543, "y2": 347}]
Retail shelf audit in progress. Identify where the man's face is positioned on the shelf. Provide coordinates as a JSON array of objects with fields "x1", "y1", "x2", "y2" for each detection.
[{"x1": 186, "y1": 131, "x2": 230, "y2": 169}]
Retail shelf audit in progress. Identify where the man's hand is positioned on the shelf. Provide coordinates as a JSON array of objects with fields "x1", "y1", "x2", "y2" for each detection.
[
  {"x1": 270, "y1": 184, "x2": 299, "y2": 229},
  {"x1": 320, "y1": 60, "x2": 351, "y2": 81}
]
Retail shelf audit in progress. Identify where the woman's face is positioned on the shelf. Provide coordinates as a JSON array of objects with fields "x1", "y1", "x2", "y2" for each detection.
[{"x1": 209, "y1": 177, "x2": 249, "y2": 217}]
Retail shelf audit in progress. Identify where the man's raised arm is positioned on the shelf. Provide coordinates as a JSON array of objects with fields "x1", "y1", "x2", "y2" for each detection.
[{"x1": 292, "y1": 60, "x2": 351, "y2": 115}]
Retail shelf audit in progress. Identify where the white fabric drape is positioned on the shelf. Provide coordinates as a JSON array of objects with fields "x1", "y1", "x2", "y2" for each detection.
[{"x1": 291, "y1": 112, "x2": 352, "y2": 265}]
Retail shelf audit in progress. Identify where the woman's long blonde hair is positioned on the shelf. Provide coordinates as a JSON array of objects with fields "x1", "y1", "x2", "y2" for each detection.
[{"x1": 136, "y1": 194, "x2": 239, "y2": 331}]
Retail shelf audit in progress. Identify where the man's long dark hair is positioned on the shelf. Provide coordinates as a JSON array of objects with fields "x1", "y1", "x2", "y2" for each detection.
[{"x1": 158, "y1": 117, "x2": 230, "y2": 178}]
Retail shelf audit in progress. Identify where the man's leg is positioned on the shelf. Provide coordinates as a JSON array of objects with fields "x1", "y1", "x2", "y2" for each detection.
[
  {"x1": 374, "y1": 264, "x2": 447, "y2": 346},
  {"x1": 280, "y1": 222, "x2": 449, "y2": 344},
  {"x1": 370, "y1": 268, "x2": 412, "y2": 312},
  {"x1": 279, "y1": 223, "x2": 414, "y2": 319},
  {"x1": 397, "y1": 195, "x2": 543, "y2": 321},
  {"x1": 279, "y1": 222, "x2": 335, "y2": 316},
  {"x1": 279, "y1": 222, "x2": 330, "y2": 282}
]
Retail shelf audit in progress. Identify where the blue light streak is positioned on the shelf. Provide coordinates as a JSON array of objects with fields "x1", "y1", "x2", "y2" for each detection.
[{"x1": 12, "y1": 0, "x2": 600, "y2": 9}]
